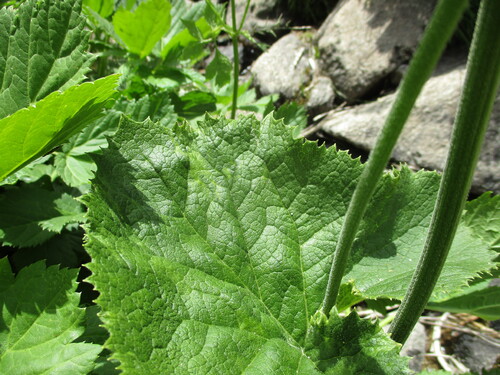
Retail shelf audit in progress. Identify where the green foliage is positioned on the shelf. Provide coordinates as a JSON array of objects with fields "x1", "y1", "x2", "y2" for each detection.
[
  {"x1": 83, "y1": 0, "x2": 113, "y2": 18},
  {"x1": 84, "y1": 115, "x2": 496, "y2": 372},
  {"x1": 0, "y1": 0, "x2": 498, "y2": 373},
  {"x1": 306, "y1": 311, "x2": 410, "y2": 374},
  {"x1": 53, "y1": 92, "x2": 177, "y2": 187},
  {"x1": 0, "y1": 76, "x2": 118, "y2": 181},
  {"x1": 0, "y1": 259, "x2": 101, "y2": 374},
  {"x1": 0, "y1": 185, "x2": 84, "y2": 247},
  {"x1": 0, "y1": 0, "x2": 94, "y2": 118},
  {"x1": 205, "y1": 49, "x2": 232, "y2": 87},
  {"x1": 113, "y1": 0, "x2": 172, "y2": 58}
]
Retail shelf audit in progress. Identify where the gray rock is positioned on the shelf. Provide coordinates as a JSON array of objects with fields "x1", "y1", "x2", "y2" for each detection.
[
  {"x1": 225, "y1": 0, "x2": 285, "y2": 34},
  {"x1": 400, "y1": 322, "x2": 427, "y2": 372},
  {"x1": 318, "y1": 58, "x2": 500, "y2": 195},
  {"x1": 453, "y1": 333, "x2": 500, "y2": 372},
  {"x1": 316, "y1": 0, "x2": 436, "y2": 102},
  {"x1": 251, "y1": 32, "x2": 315, "y2": 99},
  {"x1": 306, "y1": 75, "x2": 336, "y2": 116}
]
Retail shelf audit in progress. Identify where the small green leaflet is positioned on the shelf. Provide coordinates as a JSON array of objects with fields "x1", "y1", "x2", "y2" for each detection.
[
  {"x1": 0, "y1": 259, "x2": 101, "y2": 374},
  {"x1": 0, "y1": 185, "x2": 85, "y2": 248},
  {"x1": 0, "y1": 0, "x2": 94, "y2": 118},
  {"x1": 0, "y1": 75, "x2": 118, "y2": 181},
  {"x1": 85, "y1": 115, "x2": 497, "y2": 373},
  {"x1": 205, "y1": 49, "x2": 232, "y2": 87},
  {"x1": 113, "y1": 0, "x2": 172, "y2": 58}
]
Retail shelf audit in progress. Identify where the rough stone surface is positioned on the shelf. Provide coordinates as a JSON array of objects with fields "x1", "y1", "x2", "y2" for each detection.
[
  {"x1": 453, "y1": 333, "x2": 500, "y2": 372},
  {"x1": 306, "y1": 75, "x2": 335, "y2": 116},
  {"x1": 225, "y1": 0, "x2": 285, "y2": 34},
  {"x1": 400, "y1": 322, "x2": 427, "y2": 372},
  {"x1": 316, "y1": 0, "x2": 436, "y2": 102},
  {"x1": 251, "y1": 32, "x2": 314, "y2": 99},
  {"x1": 318, "y1": 58, "x2": 500, "y2": 195}
]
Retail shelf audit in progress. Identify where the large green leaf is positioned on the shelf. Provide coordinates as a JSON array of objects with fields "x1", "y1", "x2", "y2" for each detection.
[
  {"x1": 0, "y1": 259, "x2": 101, "y2": 374},
  {"x1": 0, "y1": 0, "x2": 93, "y2": 118},
  {"x1": 0, "y1": 75, "x2": 118, "y2": 181},
  {"x1": 85, "y1": 115, "x2": 497, "y2": 373},
  {"x1": 112, "y1": 0, "x2": 172, "y2": 58}
]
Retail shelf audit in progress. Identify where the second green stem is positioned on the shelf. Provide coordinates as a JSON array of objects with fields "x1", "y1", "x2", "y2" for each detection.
[
  {"x1": 320, "y1": 0, "x2": 468, "y2": 316},
  {"x1": 230, "y1": 0, "x2": 240, "y2": 119}
]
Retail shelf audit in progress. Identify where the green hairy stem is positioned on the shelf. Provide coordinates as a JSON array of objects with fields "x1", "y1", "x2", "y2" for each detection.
[
  {"x1": 390, "y1": 0, "x2": 500, "y2": 344},
  {"x1": 230, "y1": 0, "x2": 240, "y2": 119},
  {"x1": 320, "y1": 0, "x2": 469, "y2": 316}
]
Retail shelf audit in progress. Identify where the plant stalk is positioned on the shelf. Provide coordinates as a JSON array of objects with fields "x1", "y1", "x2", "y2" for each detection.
[
  {"x1": 390, "y1": 0, "x2": 500, "y2": 344},
  {"x1": 230, "y1": 0, "x2": 240, "y2": 119},
  {"x1": 320, "y1": 0, "x2": 469, "y2": 316}
]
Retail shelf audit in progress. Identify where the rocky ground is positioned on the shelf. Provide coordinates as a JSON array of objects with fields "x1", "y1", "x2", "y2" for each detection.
[{"x1": 219, "y1": 0, "x2": 500, "y2": 373}]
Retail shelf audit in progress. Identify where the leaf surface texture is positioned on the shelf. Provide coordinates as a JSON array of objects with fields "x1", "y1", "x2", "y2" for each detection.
[
  {"x1": 0, "y1": 259, "x2": 101, "y2": 374},
  {"x1": 85, "y1": 115, "x2": 497, "y2": 373}
]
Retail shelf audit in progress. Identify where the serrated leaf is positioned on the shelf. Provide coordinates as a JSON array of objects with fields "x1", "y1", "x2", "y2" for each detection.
[
  {"x1": 0, "y1": 259, "x2": 101, "y2": 374},
  {"x1": 0, "y1": 0, "x2": 94, "y2": 118},
  {"x1": 343, "y1": 168, "x2": 498, "y2": 302},
  {"x1": 0, "y1": 186, "x2": 84, "y2": 248},
  {"x1": 158, "y1": 1, "x2": 219, "y2": 62},
  {"x1": 170, "y1": 90, "x2": 216, "y2": 118},
  {"x1": 54, "y1": 93, "x2": 176, "y2": 187},
  {"x1": 85, "y1": 115, "x2": 496, "y2": 373},
  {"x1": 10, "y1": 230, "x2": 88, "y2": 270},
  {"x1": 462, "y1": 192, "x2": 500, "y2": 250},
  {"x1": 113, "y1": 0, "x2": 172, "y2": 58},
  {"x1": 0, "y1": 75, "x2": 118, "y2": 181},
  {"x1": 427, "y1": 271, "x2": 500, "y2": 320},
  {"x1": 206, "y1": 48, "x2": 232, "y2": 87},
  {"x1": 305, "y1": 311, "x2": 410, "y2": 374},
  {"x1": 0, "y1": 155, "x2": 54, "y2": 186},
  {"x1": 275, "y1": 102, "x2": 308, "y2": 129}
]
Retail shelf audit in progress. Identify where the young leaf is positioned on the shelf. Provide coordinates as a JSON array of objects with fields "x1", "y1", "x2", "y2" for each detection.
[
  {"x1": 158, "y1": 1, "x2": 219, "y2": 62},
  {"x1": 85, "y1": 115, "x2": 496, "y2": 373},
  {"x1": 112, "y1": 0, "x2": 172, "y2": 58},
  {"x1": 0, "y1": 75, "x2": 118, "y2": 181},
  {"x1": 205, "y1": 49, "x2": 232, "y2": 87},
  {"x1": 0, "y1": 259, "x2": 101, "y2": 374},
  {"x1": 0, "y1": 0, "x2": 94, "y2": 118},
  {"x1": 170, "y1": 90, "x2": 216, "y2": 118},
  {"x1": 0, "y1": 186, "x2": 85, "y2": 248},
  {"x1": 305, "y1": 311, "x2": 410, "y2": 374}
]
